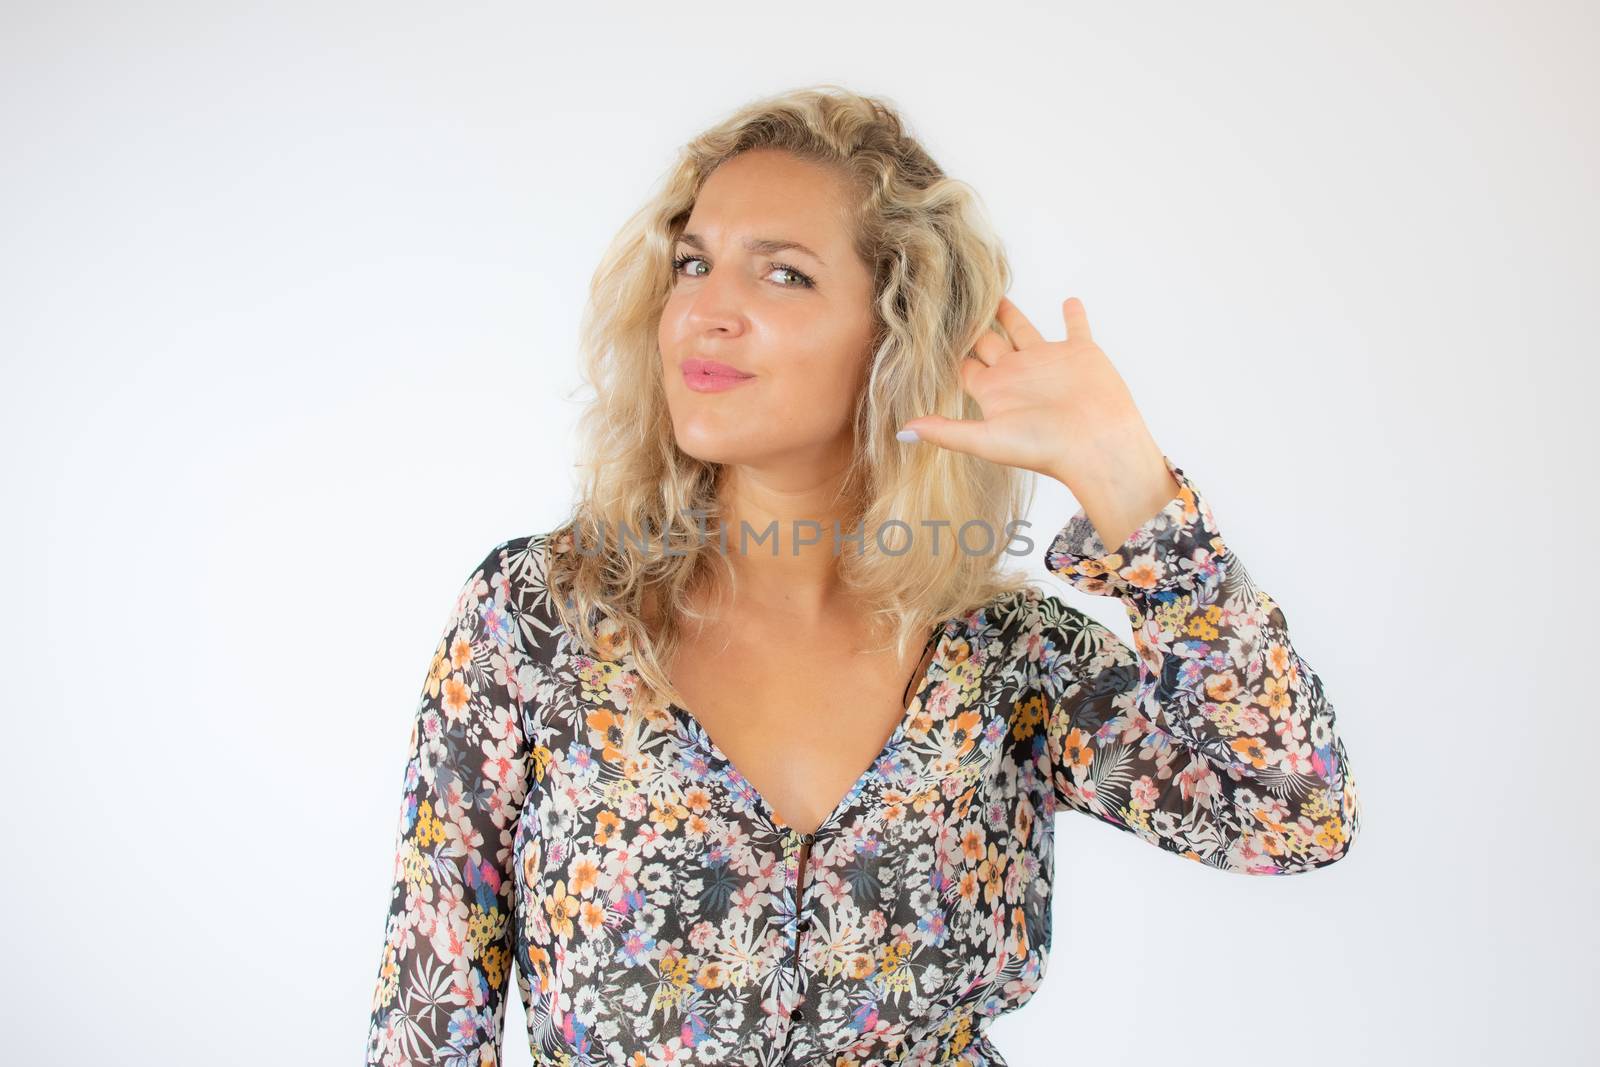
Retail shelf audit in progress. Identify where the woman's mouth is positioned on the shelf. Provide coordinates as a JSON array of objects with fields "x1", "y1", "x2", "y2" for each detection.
[{"x1": 682, "y1": 358, "x2": 756, "y2": 394}]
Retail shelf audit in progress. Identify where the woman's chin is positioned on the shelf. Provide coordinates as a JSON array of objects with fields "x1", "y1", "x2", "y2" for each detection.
[{"x1": 670, "y1": 424, "x2": 773, "y2": 467}]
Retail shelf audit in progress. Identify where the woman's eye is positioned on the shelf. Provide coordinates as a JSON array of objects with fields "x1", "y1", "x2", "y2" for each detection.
[
  {"x1": 671, "y1": 254, "x2": 707, "y2": 278},
  {"x1": 768, "y1": 265, "x2": 813, "y2": 288},
  {"x1": 670, "y1": 254, "x2": 813, "y2": 289}
]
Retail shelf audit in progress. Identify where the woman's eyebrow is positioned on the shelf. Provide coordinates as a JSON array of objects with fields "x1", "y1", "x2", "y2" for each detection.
[{"x1": 677, "y1": 231, "x2": 827, "y2": 267}]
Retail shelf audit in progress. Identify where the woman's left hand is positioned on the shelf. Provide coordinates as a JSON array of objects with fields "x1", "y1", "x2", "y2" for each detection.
[{"x1": 898, "y1": 295, "x2": 1181, "y2": 550}]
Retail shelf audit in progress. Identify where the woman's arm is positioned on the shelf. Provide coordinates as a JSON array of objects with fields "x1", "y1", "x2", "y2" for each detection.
[
  {"x1": 1034, "y1": 454, "x2": 1362, "y2": 875},
  {"x1": 366, "y1": 542, "x2": 534, "y2": 1065}
]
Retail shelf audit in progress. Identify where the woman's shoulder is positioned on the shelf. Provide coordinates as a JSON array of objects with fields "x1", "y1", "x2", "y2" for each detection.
[
  {"x1": 452, "y1": 526, "x2": 575, "y2": 646},
  {"x1": 985, "y1": 581, "x2": 1112, "y2": 658}
]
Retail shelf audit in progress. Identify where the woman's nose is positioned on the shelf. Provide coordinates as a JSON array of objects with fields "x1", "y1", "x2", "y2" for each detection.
[{"x1": 683, "y1": 269, "x2": 748, "y2": 335}]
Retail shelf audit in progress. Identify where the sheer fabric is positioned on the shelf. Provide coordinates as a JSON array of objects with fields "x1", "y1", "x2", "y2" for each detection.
[{"x1": 364, "y1": 455, "x2": 1361, "y2": 1066}]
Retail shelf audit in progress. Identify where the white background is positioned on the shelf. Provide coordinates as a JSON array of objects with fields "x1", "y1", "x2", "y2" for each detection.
[{"x1": 3, "y1": 2, "x2": 1594, "y2": 1063}]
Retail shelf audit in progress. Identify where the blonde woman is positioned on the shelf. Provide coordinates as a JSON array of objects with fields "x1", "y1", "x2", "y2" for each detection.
[{"x1": 365, "y1": 85, "x2": 1361, "y2": 1067}]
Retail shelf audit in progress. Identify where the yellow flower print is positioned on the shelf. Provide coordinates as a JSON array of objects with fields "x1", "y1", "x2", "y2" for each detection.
[
  {"x1": 372, "y1": 943, "x2": 398, "y2": 1010},
  {"x1": 449, "y1": 632, "x2": 473, "y2": 671},
  {"x1": 1185, "y1": 604, "x2": 1221, "y2": 641},
  {"x1": 525, "y1": 744, "x2": 553, "y2": 784},
  {"x1": 545, "y1": 879, "x2": 580, "y2": 941},
  {"x1": 576, "y1": 657, "x2": 624, "y2": 699},
  {"x1": 883, "y1": 966, "x2": 914, "y2": 994},
  {"x1": 480, "y1": 942, "x2": 510, "y2": 989},
  {"x1": 579, "y1": 899, "x2": 606, "y2": 937},
  {"x1": 1312, "y1": 818, "x2": 1348, "y2": 850},
  {"x1": 413, "y1": 799, "x2": 447, "y2": 849},
  {"x1": 1301, "y1": 790, "x2": 1335, "y2": 821},
  {"x1": 400, "y1": 841, "x2": 432, "y2": 894},
  {"x1": 424, "y1": 641, "x2": 450, "y2": 699},
  {"x1": 1010, "y1": 693, "x2": 1046, "y2": 741},
  {"x1": 878, "y1": 938, "x2": 912, "y2": 976},
  {"x1": 1260, "y1": 674, "x2": 1293, "y2": 716},
  {"x1": 467, "y1": 901, "x2": 507, "y2": 958},
  {"x1": 661, "y1": 951, "x2": 691, "y2": 987},
  {"x1": 1117, "y1": 803, "x2": 1152, "y2": 834}
]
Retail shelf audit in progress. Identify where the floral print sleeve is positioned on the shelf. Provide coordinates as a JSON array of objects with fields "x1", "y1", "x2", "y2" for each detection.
[
  {"x1": 1038, "y1": 454, "x2": 1362, "y2": 875},
  {"x1": 367, "y1": 542, "x2": 534, "y2": 1066}
]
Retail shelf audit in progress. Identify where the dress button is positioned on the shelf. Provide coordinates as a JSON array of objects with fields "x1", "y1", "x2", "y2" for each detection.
[{"x1": 789, "y1": 1006, "x2": 803, "y2": 1021}]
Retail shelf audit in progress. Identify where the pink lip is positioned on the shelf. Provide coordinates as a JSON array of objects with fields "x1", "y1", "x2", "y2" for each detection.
[{"x1": 682, "y1": 358, "x2": 756, "y2": 394}]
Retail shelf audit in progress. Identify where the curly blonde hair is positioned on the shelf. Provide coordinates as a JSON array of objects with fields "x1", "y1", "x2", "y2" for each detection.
[{"x1": 544, "y1": 83, "x2": 1041, "y2": 710}]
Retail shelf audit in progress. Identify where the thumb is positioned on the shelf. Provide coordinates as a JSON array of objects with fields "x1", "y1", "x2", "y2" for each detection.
[{"x1": 896, "y1": 415, "x2": 988, "y2": 456}]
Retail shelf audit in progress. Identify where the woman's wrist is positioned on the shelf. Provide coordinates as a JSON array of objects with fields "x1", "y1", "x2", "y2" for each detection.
[{"x1": 1050, "y1": 435, "x2": 1180, "y2": 553}]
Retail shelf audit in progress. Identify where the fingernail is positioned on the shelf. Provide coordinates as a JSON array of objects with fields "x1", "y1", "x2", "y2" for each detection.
[{"x1": 896, "y1": 428, "x2": 920, "y2": 442}]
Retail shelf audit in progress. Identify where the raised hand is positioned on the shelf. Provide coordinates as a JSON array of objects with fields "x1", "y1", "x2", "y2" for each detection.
[{"x1": 897, "y1": 296, "x2": 1180, "y2": 551}]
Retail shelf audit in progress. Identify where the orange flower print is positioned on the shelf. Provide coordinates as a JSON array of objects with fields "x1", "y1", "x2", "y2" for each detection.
[
  {"x1": 594, "y1": 809, "x2": 623, "y2": 846},
  {"x1": 948, "y1": 710, "x2": 982, "y2": 757},
  {"x1": 1060, "y1": 726, "x2": 1094, "y2": 774},
  {"x1": 441, "y1": 675, "x2": 472, "y2": 723},
  {"x1": 568, "y1": 853, "x2": 602, "y2": 895},
  {"x1": 371, "y1": 473, "x2": 1361, "y2": 1065},
  {"x1": 1203, "y1": 670, "x2": 1242, "y2": 703},
  {"x1": 584, "y1": 707, "x2": 629, "y2": 764}
]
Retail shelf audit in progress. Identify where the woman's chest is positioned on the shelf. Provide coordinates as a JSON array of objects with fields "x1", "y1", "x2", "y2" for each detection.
[
  {"x1": 664, "y1": 629, "x2": 942, "y2": 837},
  {"x1": 504, "y1": 631, "x2": 1062, "y2": 1058}
]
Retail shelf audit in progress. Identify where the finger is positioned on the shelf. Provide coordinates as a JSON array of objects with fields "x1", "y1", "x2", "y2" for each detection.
[
  {"x1": 997, "y1": 296, "x2": 1046, "y2": 349},
  {"x1": 897, "y1": 413, "x2": 989, "y2": 456},
  {"x1": 972, "y1": 329, "x2": 1010, "y2": 367},
  {"x1": 1061, "y1": 297, "x2": 1093, "y2": 345},
  {"x1": 960, "y1": 351, "x2": 988, "y2": 390}
]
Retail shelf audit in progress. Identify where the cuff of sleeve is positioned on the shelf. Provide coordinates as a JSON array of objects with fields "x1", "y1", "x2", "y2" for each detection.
[{"x1": 1044, "y1": 453, "x2": 1229, "y2": 598}]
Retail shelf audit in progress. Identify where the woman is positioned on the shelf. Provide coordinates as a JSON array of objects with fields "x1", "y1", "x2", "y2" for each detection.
[{"x1": 365, "y1": 85, "x2": 1361, "y2": 1067}]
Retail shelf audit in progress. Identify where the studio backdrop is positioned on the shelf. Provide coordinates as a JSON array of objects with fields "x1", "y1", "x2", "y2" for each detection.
[{"x1": 2, "y1": 2, "x2": 1593, "y2": 1065}]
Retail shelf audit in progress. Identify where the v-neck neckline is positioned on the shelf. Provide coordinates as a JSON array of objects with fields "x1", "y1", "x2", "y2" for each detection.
[{"x1": 661, "y1": 621, "x2": 947, "y2": 841}]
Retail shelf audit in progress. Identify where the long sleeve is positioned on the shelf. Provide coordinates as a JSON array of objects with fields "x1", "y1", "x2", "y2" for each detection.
[
  {"x1": 1036, "y1": 454, "x2": 1361, "y2": 875},
  {"x1": 366, "y1": 542, "x2": 533, "y2": 1065}
]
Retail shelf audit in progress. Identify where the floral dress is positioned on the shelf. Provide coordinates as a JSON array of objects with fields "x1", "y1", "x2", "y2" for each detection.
[{"x1": 364, "y1": 454, "x2": 1362, "y2": 1067}]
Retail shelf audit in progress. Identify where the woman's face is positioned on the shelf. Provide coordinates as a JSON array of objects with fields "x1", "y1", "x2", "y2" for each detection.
[{"x1": 658, "y1": 148, "x2": 878, "y2": 472}]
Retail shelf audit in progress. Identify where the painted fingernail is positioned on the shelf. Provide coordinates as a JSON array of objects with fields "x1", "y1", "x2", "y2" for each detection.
[{"x1": 896, "y1": 428, "x2": 920, "y2": 442}]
